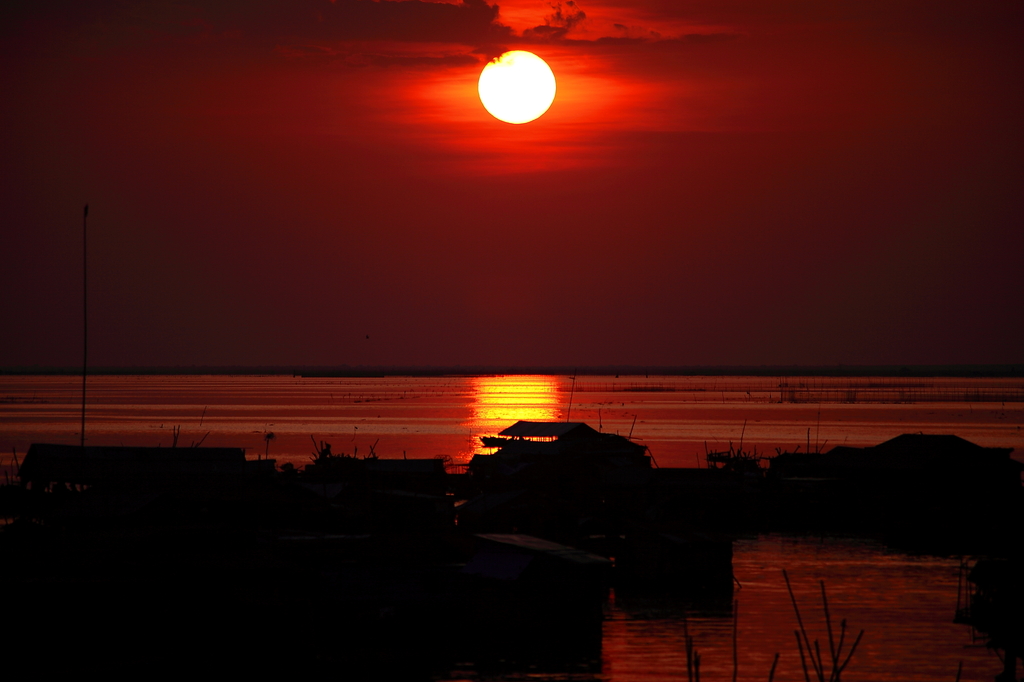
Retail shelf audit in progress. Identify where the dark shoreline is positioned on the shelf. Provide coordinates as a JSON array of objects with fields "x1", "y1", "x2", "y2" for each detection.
[{"x1": 3, "y1": 364, "x2": 1023, "y2": 378}]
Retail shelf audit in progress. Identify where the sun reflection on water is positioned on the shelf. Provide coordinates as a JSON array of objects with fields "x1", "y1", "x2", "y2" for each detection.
[{"x1": 457, "y1": 375, "x2": 563, "y2": 460}]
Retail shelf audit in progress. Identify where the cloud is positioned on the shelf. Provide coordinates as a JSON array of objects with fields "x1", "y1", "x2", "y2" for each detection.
[
  {"x1": 2, "y1": 0, "x2": 752, "y2": 70},
  {"x1": 471, "y1": 43, "x2": 512, "y2": 61},
  {"x1": 522, "y1": 1, "x2": 587, "y2": 40}
]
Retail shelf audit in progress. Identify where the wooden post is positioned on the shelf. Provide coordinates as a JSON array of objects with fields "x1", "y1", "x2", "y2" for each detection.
[{"x1": 81, "y1": 204, "x2": 88, "y2": 446}]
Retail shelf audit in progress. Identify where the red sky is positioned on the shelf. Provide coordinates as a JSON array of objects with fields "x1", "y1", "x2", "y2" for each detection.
[{"x1": 2, "y1": 0, "x2": 1022, "y2": 368}]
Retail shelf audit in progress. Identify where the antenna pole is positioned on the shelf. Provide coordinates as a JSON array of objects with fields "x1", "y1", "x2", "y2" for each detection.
[
  {"x1": 81, "y1": 204, "x2": 88, "y2": 447},
  {"x1": 566, "y1": 370, "x2": 576, "y2": 422}
]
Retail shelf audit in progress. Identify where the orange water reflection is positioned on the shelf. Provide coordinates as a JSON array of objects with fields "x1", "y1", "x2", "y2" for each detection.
[{"x1": 458, "y1": 375, "x2": 563, "y2": 460}]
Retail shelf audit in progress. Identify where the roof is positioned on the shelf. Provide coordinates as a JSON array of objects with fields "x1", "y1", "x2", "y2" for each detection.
[
  {"x1": 873, "y1": 433, "x2": 1007, "y2": 457},
  {"x1": 474, "y1": 534, "x2": 610, "y2": 566},
  {"x1": 498, "y1": 421, "x2": 599, "y2": 438},
  {"x1": 20, "y1": 443, "x2": 254, "y2": 486},
  {"x1": 772, "y1": 433, "x2": 1019, "y2": 474},
  {"x1": 487, "y1": 421, "x2": 649, "y2": 465},
  {"x1": 830, "y1": 433, "x2": 1015, "y2": 465}
]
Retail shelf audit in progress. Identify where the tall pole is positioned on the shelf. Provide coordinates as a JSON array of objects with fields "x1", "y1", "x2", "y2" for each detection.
[
  {"x1": 566, "y1": 370, "x2": 576, "y2": 422},
  {"x1": 81, "y1": 204, "x2": 88, "y2": 447}
]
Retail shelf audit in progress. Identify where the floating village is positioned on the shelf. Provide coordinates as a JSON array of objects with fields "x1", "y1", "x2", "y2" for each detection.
[{"x1": 1, "y1": 420, "x2": 1022, "y2": 678}]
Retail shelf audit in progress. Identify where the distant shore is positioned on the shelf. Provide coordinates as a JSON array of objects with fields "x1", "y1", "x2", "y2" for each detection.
[{"x1": 2, "y1": 364, "x2": 1022, "y2": 378}]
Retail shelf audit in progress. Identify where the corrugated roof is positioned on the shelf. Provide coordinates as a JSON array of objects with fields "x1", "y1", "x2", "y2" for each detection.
[
  {"x1": 460, "y1": 550, "x2": 533, "y2": 580},
  {"x1": 498, "y1": 421, "x2": 597, "y2": 438},
  {"x1": 475, "y1": 534, "x2": 610, "y2": 566}
]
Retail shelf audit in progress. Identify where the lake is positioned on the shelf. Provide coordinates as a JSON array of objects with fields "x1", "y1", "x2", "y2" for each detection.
[{"x1": 1, "y1": 373, "x2": 1021, "y2": 680}]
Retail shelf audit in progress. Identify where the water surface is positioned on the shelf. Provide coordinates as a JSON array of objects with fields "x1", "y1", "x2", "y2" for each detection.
[
  {"x1": 1, "y1": 374, "x2": 1019, "y2": 680},
  {"x1": 2, "y1": 374, "x2": 1021, "y2": 470}
]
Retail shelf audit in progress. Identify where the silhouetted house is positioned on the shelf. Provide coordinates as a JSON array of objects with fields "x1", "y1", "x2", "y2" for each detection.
[
  {"x1": 770, "y1": 434, "x2": 1020, "y2": 490},
  {"x1": 471, "y1": 421, "x2": 650, "y2": 471},
  {"x1": 457, "y1": 533, "x2": 611, "y2": 624},
  {"x1": 365, "y1": 458, "x2": 448, "y2": 496},
  {"x1": 467, "y1": 421, "x2": 651, "y2": 516},
  {"x1": 302, "y1": 451, "x2": 448, "y2": 495},
  {"x1": 767, "y1": 434, "x2": 1022, "y2": 535},
  {"x1": 19, "y1": 443, "x2": 273, "y2": 490},
  {"x1": 15, "y1": 444, "x2": 279, "y2": 525},
  {"x1": 456, "y1": 488, "x2": 586, "y2": 540},
  {"x1": 296, "y1": 457, "x2": 453, "y2": 531}
]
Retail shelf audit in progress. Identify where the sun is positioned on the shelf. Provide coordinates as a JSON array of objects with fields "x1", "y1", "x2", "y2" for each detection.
[{"x1": 478, "y1": 51, "x2": 556, "y2": 124}]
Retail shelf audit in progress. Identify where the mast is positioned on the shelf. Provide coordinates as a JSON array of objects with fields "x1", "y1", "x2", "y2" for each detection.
[{"x1": 81, "y1": 204, "x2": 88, "y2": 447}]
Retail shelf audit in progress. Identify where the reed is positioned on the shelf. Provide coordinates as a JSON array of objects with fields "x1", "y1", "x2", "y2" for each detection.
[
  {"x1": 683, "y1": 612, "x2": 701, "y2": 682},
  {"x1": 783, "y1": 569, "x2": 863, "y2": 682},
  {"x1": 682, "y1": 596, "x2": 782, "y2": 682}
]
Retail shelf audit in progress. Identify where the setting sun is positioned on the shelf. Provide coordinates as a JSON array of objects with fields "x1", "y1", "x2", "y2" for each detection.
[{"x1": 477, "y1": 50, "x2": 556, "y2": 124}]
